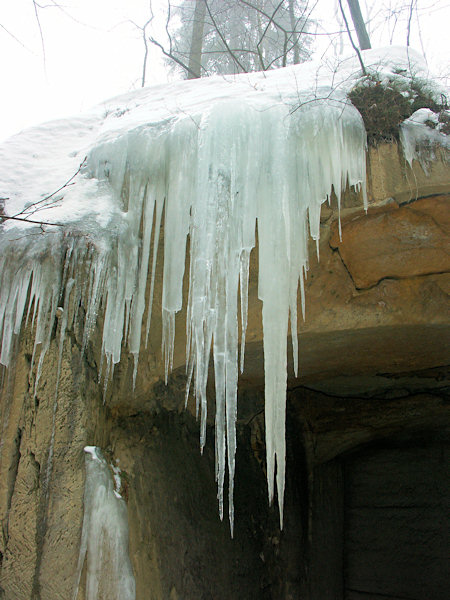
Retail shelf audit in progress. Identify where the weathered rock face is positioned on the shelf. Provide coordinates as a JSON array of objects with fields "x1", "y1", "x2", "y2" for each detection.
[
  {"x1": 0, "y1": 143, "x2": 449, "y2": 600},
  {"x1": 329, "y1": 195, "x2": 450, "y2": 289},
  {"x1": 0, "y1": 325, "x2": 107, "y2": 599}
]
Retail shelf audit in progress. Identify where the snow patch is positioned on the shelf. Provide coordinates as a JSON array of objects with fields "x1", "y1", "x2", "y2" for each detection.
[
  {"x1": 84, "y1": 446, "x2": 102, "y2": 462},
  {"x1": 111, "y1": 461, "x2": 122, "y2": 498}
]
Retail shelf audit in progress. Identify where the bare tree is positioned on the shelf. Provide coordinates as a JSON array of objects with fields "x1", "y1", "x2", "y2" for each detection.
[
  {"x1": 346, "y1": 0, "x2": 371, "y2": 50},
  {"x1": 338, "y1": 0, "x2": 367, "y2": 75},
  {"x1": 289, "y1": 0, "x2": 301, "y2": 64},
  {"x1": 131, "y1": 14, "x2": 154, "y2": 88},
  {"x1": 147, "y1": 0, "x2": 314, "y2": 79},
  {"x1": 187, "y1": 0, "x2": 207, "y2": 79}
]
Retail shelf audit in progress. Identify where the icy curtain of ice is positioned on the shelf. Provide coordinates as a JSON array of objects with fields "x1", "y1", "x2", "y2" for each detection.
[
  {"x1": 399, "y1": 108, "x2": 450, "y2": 172},
  {"x1": 0, "y1": 91, "x2": 367, "y2": 532},
  {"x1": 0, "y1": 231, "x2": 111, "y2": 392},
  {"x1": 72, "y1": 447, "x2": 135, "y2": 600}
]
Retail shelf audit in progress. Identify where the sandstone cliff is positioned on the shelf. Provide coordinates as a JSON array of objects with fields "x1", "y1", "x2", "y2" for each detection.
[{"x1": 0, "y1": 139, "x2": 448, "y2": 599}]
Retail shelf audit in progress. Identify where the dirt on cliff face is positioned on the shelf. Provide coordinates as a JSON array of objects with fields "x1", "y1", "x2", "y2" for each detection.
[{"x1": 0, "y1": 325, "x2": 106, "y2": 600}]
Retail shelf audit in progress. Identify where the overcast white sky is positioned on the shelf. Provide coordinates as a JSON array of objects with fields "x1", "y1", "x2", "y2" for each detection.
[{"x1": 0, "y1": 0, "x2": 449, "y2": 142}]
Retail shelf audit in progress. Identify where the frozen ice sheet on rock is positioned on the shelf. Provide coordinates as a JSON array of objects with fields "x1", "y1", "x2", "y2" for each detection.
[
  {"x1": 400, "y1": 108, "x2": 450, "y2": 172},
  {"x1": 73, "y1": 447, "x2": 135, "y2": 600}
]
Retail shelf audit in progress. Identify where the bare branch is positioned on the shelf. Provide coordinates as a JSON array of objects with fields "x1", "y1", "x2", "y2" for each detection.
[
  {"x1": 338, "y1": 0, "x2": 367, "y2": 76},
  {"x1": 0, "y1": 23, "x2": 34, "y2": 52},
  {"x1": 32, "y1": 0, "x2": 47, "y2": 73},
  {"x1": 204, "y1": 0, "x2": 248, "y2": 73},
  {"x1": 238, "y1": 0, "x2": 287, "y2": 34},
  {"x1": 148, "y1": 35, "x2": 198, "y2": 78},
  {"x1": 414, "y1": 0, "x2": 427, "y2": 62},
  {"x1": 406, "y1": 0, "x2": 416, "y2": 47},
  {"x1": 1, "y1": 215, "x2": 64, "y2": 227},
  {"x1": 130, "y1": 9, "x2": 154, "y2": 87},
  {"x1": 11, "y1": 157, "x2": 87, "y2": 220},
  {"x1": 45, "y1": 0, "x2": 104, "y2": 30},
  {"x1": 165, "y1": 0, "x2": 174, "y2": 55},
  {"x1": 238, "y1": 0, "x2": 316, "y2": 69},
  {"x1": 255, "y1": 1, "x2": 284, "y2": 70}
]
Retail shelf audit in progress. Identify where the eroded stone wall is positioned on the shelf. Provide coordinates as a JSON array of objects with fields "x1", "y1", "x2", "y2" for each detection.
[{"x1": 0, "y1": 144, "x2": 448, "y2": 599}]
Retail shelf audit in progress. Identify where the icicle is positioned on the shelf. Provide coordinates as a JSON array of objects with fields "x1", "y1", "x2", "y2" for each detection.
[
  {"x1": 34, "y1": 283, "x2": 59, "y2": 396},
  {"x1": 300, "y1": 264, "x2": 306, "y2": 321},
  {"x1": 145, "y1": 195, "x2": 164, "y2": 348},
  {"x1": 290, "y1": 280, "x2": 299, "y2": 379},
  {"x1": 185, "y1": 355, "x2": 194, "y2": 409},
  {"x1": 162, "y1": 309, "x2": 176, "y2": 384},
  {"x1": 128, "y1": 187, "x2": 156, "y2": 388},
  {"x1": 45, "y1": 278, "x2": 75, "y2": 497},
  {"x1": 214, "y1": 338, "x2": 226, "y2": 520},
  {"x1": 239, "y1": 249, "x2": 250, "y2": 373},
  {"x1": 81, "y1": 246, "x2": 110, "y2": 359}
]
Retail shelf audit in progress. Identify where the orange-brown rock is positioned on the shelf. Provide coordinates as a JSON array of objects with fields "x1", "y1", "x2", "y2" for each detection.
[{"x1": 329, "y1": 196, "x2": 450, "y2": 289}]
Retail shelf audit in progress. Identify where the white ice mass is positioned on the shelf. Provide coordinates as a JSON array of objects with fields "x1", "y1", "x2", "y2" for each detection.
[
  {"x1": 0, "y1": 48, "x2": 442, "y2": 532},
  {"x1": 73, "y1": 447, "x2": 135, "y2": 600},
  {"x1": 399, "y1": 107, "x2": 450, "y2": 172}
]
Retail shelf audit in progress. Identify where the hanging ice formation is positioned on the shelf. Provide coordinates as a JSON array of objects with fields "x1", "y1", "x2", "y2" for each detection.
[
  {"x1": 73, "y1": 447, "x2": 136, "y2": 600},
  {"x1": 0, "y1": 57, "x2": 371, "y2": 534}
]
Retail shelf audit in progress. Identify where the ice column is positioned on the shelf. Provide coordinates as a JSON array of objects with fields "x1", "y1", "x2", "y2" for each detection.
[{"x1": 73, "y1": 447, "x2": 135, "y2": 600}]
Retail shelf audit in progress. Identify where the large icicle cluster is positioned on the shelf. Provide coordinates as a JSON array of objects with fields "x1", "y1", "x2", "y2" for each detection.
[{"x1": 12, "y1": 49, "x2": 437, "y2": 532}]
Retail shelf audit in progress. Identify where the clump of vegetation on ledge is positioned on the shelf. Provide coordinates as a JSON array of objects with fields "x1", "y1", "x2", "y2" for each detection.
[{"x1": 348, "y1": 73, "x2": 449, "y2": 144}]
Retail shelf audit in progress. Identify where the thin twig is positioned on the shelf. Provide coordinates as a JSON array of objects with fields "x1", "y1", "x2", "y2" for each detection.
[
  {"x1": 130, "y1": 15, "x2": 154, "y2": 87},
  {"x1": 1, "y1": 215, "x2": 64, "y2": 226},
  {"x1": 0, "y1": 23, "x2": 34, "y2": 52},
  {"x1": 32, "y1": 0, "x2": 47, "y2": 74},
  {"x1": 11, "y1": 157, "x2": 86, "y2": 219},
  {"x1": 256, "y1": 1, "x2": 284, "y2": 70}
]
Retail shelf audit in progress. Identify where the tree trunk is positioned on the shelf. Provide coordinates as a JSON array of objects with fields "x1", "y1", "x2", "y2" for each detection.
[
  {"x1": 346, "y1": 0, "x2": 371, "y2": 50},
  {"x1": 289, "y1": 0, "x2": 300, "y2": 64},
  {"x1": 187, "y1": 0, "x2": 207, "y2": 79}
]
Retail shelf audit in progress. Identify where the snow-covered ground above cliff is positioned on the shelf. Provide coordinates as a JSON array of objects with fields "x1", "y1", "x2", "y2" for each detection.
[{"x1": 0, "y1": 46, "x2": 440, "y2": 231}]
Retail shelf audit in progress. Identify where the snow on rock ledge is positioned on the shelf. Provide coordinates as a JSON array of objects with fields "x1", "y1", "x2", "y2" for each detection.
[
  {"x1": 0, "y1": 47, "x2": 442, "y2": 532},
  {"x1": 400, "y1": 108, "x2": 450, "y2": 171}
]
